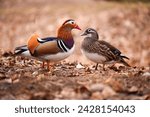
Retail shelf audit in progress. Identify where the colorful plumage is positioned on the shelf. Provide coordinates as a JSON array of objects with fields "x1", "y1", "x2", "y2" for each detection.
[
  {"x1": 14, "y1": 19, "x2": 81, "y2": 70},
  {"x1": 81, "y1": 28, "x2": 130, "y2": 70},
  {"x1": 14, "y1": 45, "x2": 30, "y2": 57}
]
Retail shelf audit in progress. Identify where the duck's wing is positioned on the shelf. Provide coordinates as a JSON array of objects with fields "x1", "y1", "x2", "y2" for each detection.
[
  {"x1": 95, "y1": 40, "x2": 130, "y2": 66},
  {"x1": 94, "y1": 40, "x2": 129, "y2": 60},
  {"x1": 27, "y1": 34, "x2": 70, "y2": 57}
]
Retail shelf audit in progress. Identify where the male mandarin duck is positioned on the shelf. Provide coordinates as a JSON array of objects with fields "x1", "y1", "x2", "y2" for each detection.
[
  {"x1": 14, "y1": 19, "x2": 81, "y2": 69},
  {"x1": 81, "y1": 28, "x2": 130, "y2": 70}
]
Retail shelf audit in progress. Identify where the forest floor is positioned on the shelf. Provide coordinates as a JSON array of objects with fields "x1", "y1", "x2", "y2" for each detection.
[{"x1": 0, "y1": 52, "x2": 150, "y2": 100}]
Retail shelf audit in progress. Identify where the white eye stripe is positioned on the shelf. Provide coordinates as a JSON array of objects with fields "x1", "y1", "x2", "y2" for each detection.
[
  {"x1": 87, "y1": 29, "x2": 95, "y2": 33},
  {"x1": 66, "y1": 20, "x2": 75, "y2": 24}
]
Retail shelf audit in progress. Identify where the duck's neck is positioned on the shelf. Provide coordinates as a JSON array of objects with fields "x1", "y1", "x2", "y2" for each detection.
[{"x1": 57, "y1": 27, "x2": 74, "y2": 49}]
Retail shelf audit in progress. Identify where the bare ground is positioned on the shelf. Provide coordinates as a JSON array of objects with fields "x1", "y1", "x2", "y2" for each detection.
[{"x1": 0, "y1": 52, "x2": 150, "y2": 100}]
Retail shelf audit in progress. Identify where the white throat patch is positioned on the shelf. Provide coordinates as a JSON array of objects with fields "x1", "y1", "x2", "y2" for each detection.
[{"x1": 86, "y1": 33, "x2": 92, "y2": 38}]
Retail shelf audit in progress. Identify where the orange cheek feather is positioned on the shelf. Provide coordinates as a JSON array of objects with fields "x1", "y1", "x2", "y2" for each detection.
[{"x1": 27, "y1": 34, "x2": 40, "y2": 54}]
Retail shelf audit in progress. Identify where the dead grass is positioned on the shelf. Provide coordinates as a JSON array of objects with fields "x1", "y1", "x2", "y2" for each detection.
[{"x1": 0, "y1": 53, "x2": 150, "y2": 99}]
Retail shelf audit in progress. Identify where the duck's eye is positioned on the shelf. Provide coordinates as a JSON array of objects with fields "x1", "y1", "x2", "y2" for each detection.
[
  {"x1": 88, "y1": 29, "x2": 91, "y2": 32},
  {"x1": 70, "y1": 21, "x2": 74, "y2": 24},
  {"x1": 64, "y1": 20, "x2": 75, "y2": 25}
]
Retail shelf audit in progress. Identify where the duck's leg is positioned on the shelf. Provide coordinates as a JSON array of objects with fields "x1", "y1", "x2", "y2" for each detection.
[
  {"x1": 102, "y1": 63, "x2": 106, "y2": 71},
  {"x1": 110, "y1": 63, "x2": 116, "y2": 68},
  {"x1": 47, "y1": 61, "x2": 55, "y2": 71},
  {"x1": 42, "y1": 61, "x2": 45, "y2": 68},
  {"x1": 95, "y1": 63, "x2": 99, "y2": 70},
  {"x1": 110, "y1": 63, "x2": 115, "y2": 68},
  {"x1": 47, "y1": 61, "x2": 50, "y2": 70}
]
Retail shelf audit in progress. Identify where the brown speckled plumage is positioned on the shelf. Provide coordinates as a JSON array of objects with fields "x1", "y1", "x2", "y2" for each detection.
[{"x1": 81, "y1": 28, "x2": 130, "y2": 70}]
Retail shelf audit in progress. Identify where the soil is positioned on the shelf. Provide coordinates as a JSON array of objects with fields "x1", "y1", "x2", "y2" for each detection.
[{"x1": 0, "y1": 52, "x2": 150, "y2": 100}]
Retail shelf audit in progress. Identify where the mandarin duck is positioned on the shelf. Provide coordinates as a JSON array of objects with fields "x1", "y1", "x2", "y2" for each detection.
[
  {"x1": 81, "y1": 28, "x2": 130, "y2": 70},
  {"x1": 14, "y1": 19, "x2": 81, "y2": 69}
]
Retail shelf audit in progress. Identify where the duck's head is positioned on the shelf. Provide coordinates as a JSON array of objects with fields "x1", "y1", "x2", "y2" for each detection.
[
  {"x1": 61, "y1": 19, "x2": 81, "y2": 30},
  {"x1": 81, "y1": 28, "x2": 99, "y2": 40}
]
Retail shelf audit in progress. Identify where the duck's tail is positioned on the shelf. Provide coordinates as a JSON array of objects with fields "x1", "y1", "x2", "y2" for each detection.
[
  {"x1": 14, "y1": 45, "x2": 28, "y2": 55},
  {"x1": 120, "y1": 55, "x2": 131, "y2": 67}
]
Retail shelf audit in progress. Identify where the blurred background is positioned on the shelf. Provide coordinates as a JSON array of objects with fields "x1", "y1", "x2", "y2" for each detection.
[{"x1": 0, "y1": 0, "x2": 150, "y2": 67}]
